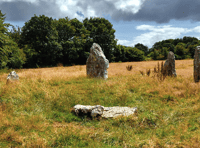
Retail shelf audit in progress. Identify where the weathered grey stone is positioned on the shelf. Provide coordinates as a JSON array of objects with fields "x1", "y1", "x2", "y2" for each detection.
[
  {"x1": 91, "y1": 105, "x2": 104, "y2": 117},
  {"x1": 72, "y1": 105, "x2": 104, "y2": 117},
  {"x1": 72, "y1": 104, "x2": 137, "y2": 119},
  {"x1": 194, "y1": 46, "x2": 200, "y2": 82},
  {"x1": 164, "y1": 51, "x2": 177, "y2": 77},
  {"x1": 102, "y1": 106, "x2": 138, "y2": 118},
  {"x1": 6, "y1": 71, "x2": 19, "y2": 84},
  {"x1": 86, "y1": 43, "x2": 109, "y2": 79}
]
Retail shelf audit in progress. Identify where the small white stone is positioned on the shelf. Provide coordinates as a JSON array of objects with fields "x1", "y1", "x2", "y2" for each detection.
[{"x1": 7, "y1": 71, "x2": 19, "y2": 81}]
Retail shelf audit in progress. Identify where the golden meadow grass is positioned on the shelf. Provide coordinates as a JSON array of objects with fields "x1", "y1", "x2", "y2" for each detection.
[{"x1": 0, "y1": 59, "x2": 200, "y2": 147}]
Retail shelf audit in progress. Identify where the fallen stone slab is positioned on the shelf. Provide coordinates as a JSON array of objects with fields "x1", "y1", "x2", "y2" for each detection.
[{"x1": 72, "y1": 104, "x2": 138, "y2": 119}]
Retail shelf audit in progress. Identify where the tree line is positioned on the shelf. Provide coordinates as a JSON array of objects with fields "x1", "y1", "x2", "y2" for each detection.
[{"x1": 0, "y1": 10, "x2": 200, "y2": 69}]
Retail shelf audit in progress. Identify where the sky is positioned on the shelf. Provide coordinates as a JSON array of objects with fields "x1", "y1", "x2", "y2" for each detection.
[{"x1": 1, "y1": 0, "x2": 200, "y2": 49}]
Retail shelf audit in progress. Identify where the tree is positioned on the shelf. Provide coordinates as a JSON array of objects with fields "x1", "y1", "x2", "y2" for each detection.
[
  {"x1": 183, "y1": 36, "x2": 198, "y2": 44},
  {"x1": 162, "y1": 47, "x2": 169, "y2": 59},
  {"x1": 54, "y1": 17, "x2": 90, "y2": 65},
  {"x1": 7, "y1": 25, "x2": 22, "y2": 46},
  {"x1": 152, "y1": 41, "x2": 162, "y2": 50},
  {"x1": 187, "y1": 44, "x2": 197, "y2": 58},
  {"x1": 113, "y1": 45, "x2": 127, "y2": 62},
  {"x1": 0, "y1": 10, "x2": 26, "y2": 69},
  {"x1": 126, "y1": 47, "x2": 145, "y2": 61},
  {"x1": 19, "y1": 14, "x2": 62, "y2": 68},
  {"x1": 69, "y1": 18, "x2": 90, "y2": 65},
  {"x1": 134, "y1": 43, "x2": 148, "y2": 55},
  {"x1": 54, "y1": 17, "x2": 76, "y2": 65},
  {"x1": 152, "y1": 49, "x2": 159, "y2": 60},
  {"x1": 162, "y1": 43, "x2": 175, "y2": 53},
  {"x1": 83, "y1": 17, "x2": 117, "y2": 62},
  {"x1": 174, "y1": 43, "x2": 187, "y2": 59},
  {"x1": 172, "y1": 38, "x2": 183, "y2": 46}
]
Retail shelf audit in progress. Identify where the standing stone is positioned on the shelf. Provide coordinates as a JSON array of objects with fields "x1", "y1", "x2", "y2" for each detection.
[
  {"x1": 194, "y1": 46, "x2": 200, "y2": 82},
  {"x1": 86, "y1": 43, "x2": 109, "y2": 79},
  {"x1": 163, "y1": 51, "x2": 177, "y2": 77},
  {"x1": 6, "y1": 71, "x2": 19, "y2": 84}
]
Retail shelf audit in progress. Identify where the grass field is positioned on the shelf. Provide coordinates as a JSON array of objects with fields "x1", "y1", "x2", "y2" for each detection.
[{"x1": 0, "y1": 59, "x2": 200, "y2": 147}]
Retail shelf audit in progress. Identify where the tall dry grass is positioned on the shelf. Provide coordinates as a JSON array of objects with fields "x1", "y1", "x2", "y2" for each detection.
[{"x1": 0, "y1": 59, "x2": 200, "y2": 147}]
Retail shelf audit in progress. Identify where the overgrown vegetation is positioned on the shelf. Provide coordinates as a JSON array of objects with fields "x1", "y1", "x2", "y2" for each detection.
[
  {"x1": 0, "y1": 60, "x2": 200, "y2": 147},
  {"x1": 152, "y1": 62, "x2": 168, "y2": 81},
  {"x1": 139, "y1": 61, "x2": 176, "y2": 81}
]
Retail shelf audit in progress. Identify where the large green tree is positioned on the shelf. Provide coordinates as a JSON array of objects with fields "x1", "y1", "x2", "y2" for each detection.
[
  {"x1": 54, "y1": 17, "x2": 91, "y2": 65},
  {"x1": 19, "y1": 14, "x2": 62, "y2": 68},
  {"x1": 7, "y1": 25, "x2": 22, "y2": 46},
  {"x1": 0, "y1": 10, "x2": 26, "y2": 69},
  {"x1": 126, "y1": 47, "x2": 145, "y2": 61},
  {"x1": 54, "y1": 17, "x2": 76, "y2": 65},
  {"x1": 83, "y1": 17, "x2": 117, "y2": 62},
  {"x1": 134, "y1": 43, "x2": 148, "y2": 56},
  {"x1": 174, "y1": 43, "x2": 187, "y2": 59},
  {"x1": 113, "y1": 45, "x2": 127, "y2": 62}
]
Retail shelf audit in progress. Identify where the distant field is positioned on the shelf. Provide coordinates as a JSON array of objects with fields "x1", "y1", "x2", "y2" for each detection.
[
  {"x1": 0, "y1": 59, "x2": 199, "y2": 147},
  {"x1": 0, "y1": 59, "x2": 193, "y2": 80}
]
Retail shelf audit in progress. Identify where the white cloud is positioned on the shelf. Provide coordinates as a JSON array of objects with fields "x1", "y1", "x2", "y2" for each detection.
[
  {"x1": 117, "y1": 25, "x2": 200, "y2": 48},
  {"x1": 134, "y1": 25, "x2": 194, "y2": 47},
  {"x1": 113, "y1": 0, "x2": 143, "y2": 13},
  {"x1": 192, "y1": 26, "x2": 200, "y2": 33},
  {"x1": 136, "y1": 25, "x2": 155, "y2": 31},
  {"x1": 117, "y1": 39, "x2": 131, "y2": 45},
  {"x1": 0, "y1": 0, "x2": 147, "y2": 22},
  {"x1": 60, "y1": 5, "x2": 68, "y2": 12},
  {"x1": 83, "y1": 5, "x2": 97, "y2": 18}
]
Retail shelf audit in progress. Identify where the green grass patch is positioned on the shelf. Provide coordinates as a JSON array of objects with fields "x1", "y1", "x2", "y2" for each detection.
[{"x1": 0, "y1": 69, "x2": 200, "y2": 147}]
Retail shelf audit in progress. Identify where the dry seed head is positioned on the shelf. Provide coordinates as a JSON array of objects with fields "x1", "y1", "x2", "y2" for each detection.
[
  {"x1": 139, "y1": 70, "x2": 144, "y2": 75},
  {"x1": 126, "y1": 65, "x2": 133, "y2": 71},
  {"x1": 157, "y1": 62, "x2": 160, "y2": 73},
  {"x1": 161, "y1": 62, "x2": 164, "y2": 73},
  {"x1": 146, "y1": 69, "x2": 151, "y2": 76}
]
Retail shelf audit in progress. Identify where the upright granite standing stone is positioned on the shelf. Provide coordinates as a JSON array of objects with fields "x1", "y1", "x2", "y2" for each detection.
[
  {"x1": 194, "y1": 46, "x2": 200, "y2": 82},
  {"x1": 86, "y1": 43, "x2": 109, "y2": 79},
  {"x1": 6, "y1": 71, "x2": 19, "y2": 84},
  {"x1": 163, "y1": 51, "x2": 177, "y2": 77}
]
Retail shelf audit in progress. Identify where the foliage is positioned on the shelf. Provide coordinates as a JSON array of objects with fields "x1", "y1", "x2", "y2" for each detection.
[
  {"x1": 83, "y1": 17, "x2": 117, "y2": 62},
  {"x1": 113, "y1": 45, "x2": 145, "y2": 62},
  {"x1": 54, "y1": 17, "x2": 90, "y2": 65},
  {"x1": 152, "y1": 49, "x2": 159, "y2": 60},
  {"x1": 0, "y1": 10, "x2": 26, "y2": 69},
  {"x1": 148, "y1": 36, "x2": 200, "y2": 60},
  {"x1": 125, "y1": 47, "x2": 145, "y2": 61},
  {"x1": 113, "y1": 44, "x2": 127, "y2": 62},
  {"x1": 135, "y1": 43, "x2": 149, "y2": 55},
  {"x1": 174, "y1": 43, "x2": 187, "y2": 59},
  {"x1": 7, "y1": 25, "x2": 22, "y2": 45},
  {"x1": 19, "y1": 14, "x2": 62, "y2": 68}
]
